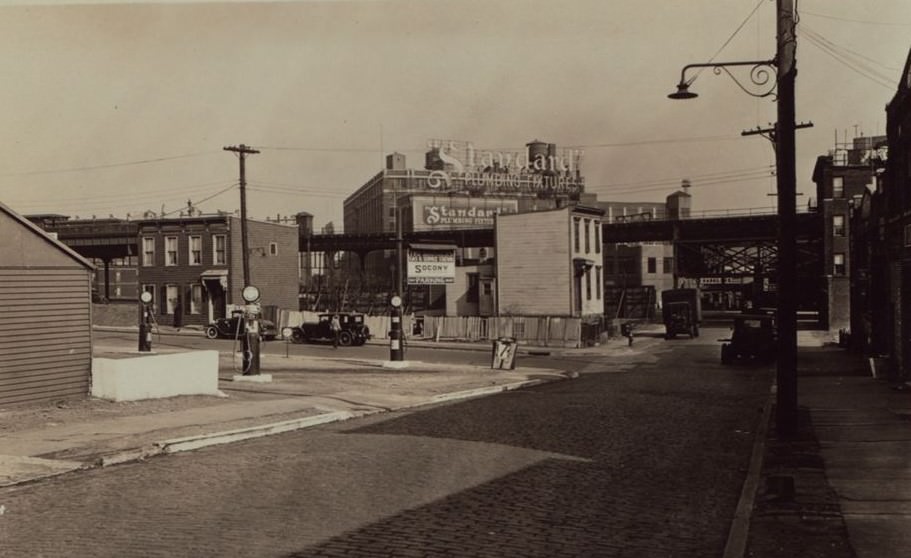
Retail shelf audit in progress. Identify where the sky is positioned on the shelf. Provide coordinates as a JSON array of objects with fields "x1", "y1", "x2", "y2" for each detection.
[{"x1": 0, "y1": 0, "x2": 908, "y2": 230}]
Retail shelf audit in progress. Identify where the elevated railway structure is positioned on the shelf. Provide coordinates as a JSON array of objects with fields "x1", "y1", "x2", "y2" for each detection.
[{"x1": 33, "y1": 210, "x2": 824, "y2": 310}]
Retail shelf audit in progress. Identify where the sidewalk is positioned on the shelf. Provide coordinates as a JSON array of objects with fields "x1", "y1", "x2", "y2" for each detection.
[
  {"x1": 0, "y1": 348, "x2": 575, "y2": 488},
  {"x1": 745, "y1": 344, "x2": 911, "y2": 558}
]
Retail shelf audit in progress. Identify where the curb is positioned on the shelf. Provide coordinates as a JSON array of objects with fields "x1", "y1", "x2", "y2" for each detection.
[
  {"x1": 13, "y1": 370, "x2": 578, "y2": 484},
  {"x1": 722, "y1": 384, "x2": 775, "y2": 558}
]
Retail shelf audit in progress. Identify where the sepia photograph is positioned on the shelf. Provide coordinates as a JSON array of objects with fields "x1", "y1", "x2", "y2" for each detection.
[{"x1": 1, "y1": 0, "x2": 910, "y2": 556}]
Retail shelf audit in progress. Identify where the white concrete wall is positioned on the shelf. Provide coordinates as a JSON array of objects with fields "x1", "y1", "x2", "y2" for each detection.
[{"x1": 91, "y1": 351, "x2": 219, "y2": 402}]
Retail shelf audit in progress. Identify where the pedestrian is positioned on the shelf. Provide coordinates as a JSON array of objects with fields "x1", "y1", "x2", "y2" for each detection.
[{"x1": 330, "y1": 314, "x2": 341, "y2": 348}]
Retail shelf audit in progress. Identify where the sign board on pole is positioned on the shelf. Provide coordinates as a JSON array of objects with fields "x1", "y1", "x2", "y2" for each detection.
[{"x1": 407, "y1": 245, "x2": 456, "y2": 285}]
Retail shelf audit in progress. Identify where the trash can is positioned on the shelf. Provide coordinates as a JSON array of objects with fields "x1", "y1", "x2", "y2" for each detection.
[{"x1": 491, "y1": 337, "x2": 518, "y2": 370}]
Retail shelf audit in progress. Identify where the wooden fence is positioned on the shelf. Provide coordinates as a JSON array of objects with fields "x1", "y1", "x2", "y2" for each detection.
[{"x1": 276, "y1": 311, "x2": 586, "y2": 347}]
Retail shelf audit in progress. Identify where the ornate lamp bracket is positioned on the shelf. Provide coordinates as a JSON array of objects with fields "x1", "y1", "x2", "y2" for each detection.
[{"x1": 669, "y1": 58, "x2": 778, "y2": 100}]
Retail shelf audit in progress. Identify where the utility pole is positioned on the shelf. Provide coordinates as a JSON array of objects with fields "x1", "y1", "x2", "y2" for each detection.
[
  {"x1": 775, "y1": 0, "x2": 799, "y2": 437},
  {"x1": 223, "y1": 144, "x2": 260, "y2": 288},
  {"x1": 223, "y1": 144, "x2": 262, "y2": 377}
]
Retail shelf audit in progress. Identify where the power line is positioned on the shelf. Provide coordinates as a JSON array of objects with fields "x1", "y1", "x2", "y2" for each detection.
[
  {"x1": 801, "y1": 9, "x2": 911, "y2": 27},
  {"x1": 800, "y1": 26, "x2": 897, "y2": 90},
  {"x1": 589, "y1": 164, "x2": 774, "y2": 190},
  {"x1": 688, "y1": 0, "x2": 768, "y2": 85},
  {"x1": 4, "y1": 178, "x2": 237, "y2": 206},
  {"x1": 0, "y1": 151, "x2": 219, "y2": 177}
]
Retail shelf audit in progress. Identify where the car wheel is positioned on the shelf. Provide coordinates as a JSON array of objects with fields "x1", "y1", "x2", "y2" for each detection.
[
  {"x1": 205, "y1": 326, "x2": 219, "y2": 340},
  {"x1": 291, "y1": 329, "x2": 305, "y2": 344},
  {"x1": 339, "y1": 331, "x2": 353, "y2": 347}
]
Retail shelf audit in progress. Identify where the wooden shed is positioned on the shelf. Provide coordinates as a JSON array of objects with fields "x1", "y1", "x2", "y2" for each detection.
[{"x1": 0, "y1": 202, "x2": 94, "y2": 406}]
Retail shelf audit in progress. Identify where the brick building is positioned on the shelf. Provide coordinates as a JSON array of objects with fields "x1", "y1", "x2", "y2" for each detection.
[
  {"x1": 137, "y1": 215, "x2": 298, "y2": 326},
  {"x1": 811, "y1": 135, "x2": 884, "y2": 331}
]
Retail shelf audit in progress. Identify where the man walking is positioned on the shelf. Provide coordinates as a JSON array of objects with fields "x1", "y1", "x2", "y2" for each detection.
[{"x1": 330, "y1": 314, "x2": 341, "y2": 349}]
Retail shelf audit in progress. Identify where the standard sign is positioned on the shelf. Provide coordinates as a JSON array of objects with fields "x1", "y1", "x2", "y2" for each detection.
[{"x1": 407, "y1": 248, "x2": 456, "y2": 285}]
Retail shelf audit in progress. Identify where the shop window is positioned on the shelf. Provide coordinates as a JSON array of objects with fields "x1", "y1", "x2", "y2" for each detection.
[
  {"x1": 165, "y1": 236, "x2": 178, "y2": 266},
  {"x1": 647, "y1": 257, "x2": 657, "y2": 274},
  {"x1": 833, "y1": 253, "x2": 846, "y2": 276},
  {"x1": 190, "y1": 284, "x2": 203, "y2": 315},
  {"x1": 142, "y1": 237, "x2": 155, "y2": 266},
  {"x1": 165, "y1": 285, "x2": 179, "y2": 314},
  {"x1": 832, "y1": 215, "x2": 845, "y2": 237}
]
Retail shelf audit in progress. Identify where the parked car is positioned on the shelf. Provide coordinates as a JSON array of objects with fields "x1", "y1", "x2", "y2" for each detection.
[
  {"x1": 287, "y1": 312, "x2": 371, "y2": 346},
  {"x1": 720, "y1": 313, "x2": 777, "y2": 364},
  {"x1": 205, "y1": 311, "x2": 277, "y2": 341}
]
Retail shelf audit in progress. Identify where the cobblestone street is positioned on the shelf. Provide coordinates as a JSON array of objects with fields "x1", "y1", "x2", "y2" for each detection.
[{"x1": 0, "y1": 333, "x2": 773, "y2": 557}]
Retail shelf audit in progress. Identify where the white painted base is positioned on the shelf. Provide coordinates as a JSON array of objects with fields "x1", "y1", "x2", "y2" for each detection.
[
  {"x1": 382, "y1": 360, "x2": 410, "y2": 369},
  {"x1": 232, "y1": 374, "x2": 273, "y2": 383},
  {"x1": 92, "y1": 351, "x2": 219, "y2": 402}
]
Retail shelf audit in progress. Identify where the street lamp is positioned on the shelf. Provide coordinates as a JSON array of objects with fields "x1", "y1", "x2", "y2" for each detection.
[
  {"x1": 669, "y1": 0, "x2": 799, "y2": 437},
  {"x1": 668, "y1": 60, "x2": 777, "y2": 100}
]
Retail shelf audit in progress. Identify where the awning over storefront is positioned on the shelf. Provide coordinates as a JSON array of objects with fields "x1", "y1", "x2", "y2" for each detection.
[{"x1": 200, "y1": 269, "x2": 228, "y2": 289}]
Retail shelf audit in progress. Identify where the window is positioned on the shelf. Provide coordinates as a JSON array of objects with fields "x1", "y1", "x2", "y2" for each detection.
[
  {"x1": 165, "y1": 285, "x2": 179, "y2": 314},
  {"x1": 585, "y1": 268, "x2": 592, "y2": 300},
  {"x1": 573, "y1": 218, "x2": 581, "y2": 252},
  {"x1": 595, "y1": 265, "x2": 602, "y2": 299},
  {"x1": 269, "y1": 242, "x2": 278, "y2": 256},
  {"x1": 213, "y1": 234, "x2": 226, "y2": 265},
  {"x1": 647, "y1": 257, "x2": 657, "y2": 274},
  {"x1": 189, "y1": 236, "x2": 202, "y2": 265},
  {"x1": 663, "y1": 257, "x2": 674, "y2": 274},
  {"x1": 165, "y1": 236, "x2": 178, "y2": 266},
  {"x1": 114, "y1": 286, "x2": 122, "y2": 297},
  {"x1": 832, "y1": 215, "x2": 845, "y2": 237},
  {"x1": 584, "y1": 219, "x2": 591, "y2": 253},
  {"x1": 833, "y1": 253, "x2": 846, "y2": 276},
  {"x1": 482, "y1": 281, "x2": 492, "y2": 296},
  {"x1": 190, "y1": 284, "x2": 203, "y2": 315},
  {"x1": 832, "y1": 176, "x2": 844, "y2": 198},
  {"x1": 466, "y1": 273, "x2": 479, "y2": 304},
  {"x1": 142, "y1": 237, "x2": 155, "y2": 266},
  {"x1": 594, "y1": 221, "x2": 601, "y2": 253}
]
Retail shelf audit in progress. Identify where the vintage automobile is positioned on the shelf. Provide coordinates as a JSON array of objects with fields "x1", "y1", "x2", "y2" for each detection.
[
  {"x1": 205, "y1": 311, "x2": 277, "y2": 341},
  {"x1": 720, "y1": 313, "x2": 777, "y2": 365},
  {"x1": 287, "y1": 312, "x2": 371, "y2": 346}
]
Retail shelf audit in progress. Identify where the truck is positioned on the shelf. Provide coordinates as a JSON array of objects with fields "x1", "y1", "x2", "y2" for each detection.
[{"x1": 661, "y1": 288, "x2": 702, "y2": 339}]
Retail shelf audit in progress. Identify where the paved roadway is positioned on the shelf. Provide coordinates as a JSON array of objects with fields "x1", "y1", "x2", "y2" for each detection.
[{"x1": 0, "y1": 329, "x2": 773, "y2": 557}]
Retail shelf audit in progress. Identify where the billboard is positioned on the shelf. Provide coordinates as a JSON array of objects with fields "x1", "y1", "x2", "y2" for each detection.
[
  {"x1": 407, "y1": 246, "x2": 456, "y2": 285},
  {"x1": 410, "y1": 196, "x2": 519, "y2": 231}
]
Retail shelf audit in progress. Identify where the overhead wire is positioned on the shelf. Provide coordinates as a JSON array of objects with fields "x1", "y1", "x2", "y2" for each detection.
[
  {"x1": 799, "y1": 24, "x2": 897, "y2": 90},
  {"x1": 801, "y1": 9, "x2": 911, "y2": 27},
  {"x1": 686, "y1": 0, "x2": 768, "y2": 86},
  {"x1": 0, "y1": 150, "x2": 219, "y2": 177}
]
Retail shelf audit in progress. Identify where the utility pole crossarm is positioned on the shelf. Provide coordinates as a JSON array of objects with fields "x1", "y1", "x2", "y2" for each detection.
[{"x1": 223, "y1": 144, "x2": 260, "y2": 288}]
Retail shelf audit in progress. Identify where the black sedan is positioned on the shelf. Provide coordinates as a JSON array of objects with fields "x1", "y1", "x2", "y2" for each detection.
[{"x1": 205, "y1": 312, "x2": 277, "y2": 341}]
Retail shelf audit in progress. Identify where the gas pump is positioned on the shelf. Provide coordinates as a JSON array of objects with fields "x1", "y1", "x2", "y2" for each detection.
[
  {"x1": 389, "y1": 294, "x2": 404, "y2": 362},
  {"x1": 241, "y1": 285, "x2": 262, "y2": 375},
  {"x1": 138, "y1": 291, "x2": 153, "y2": 352}
]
